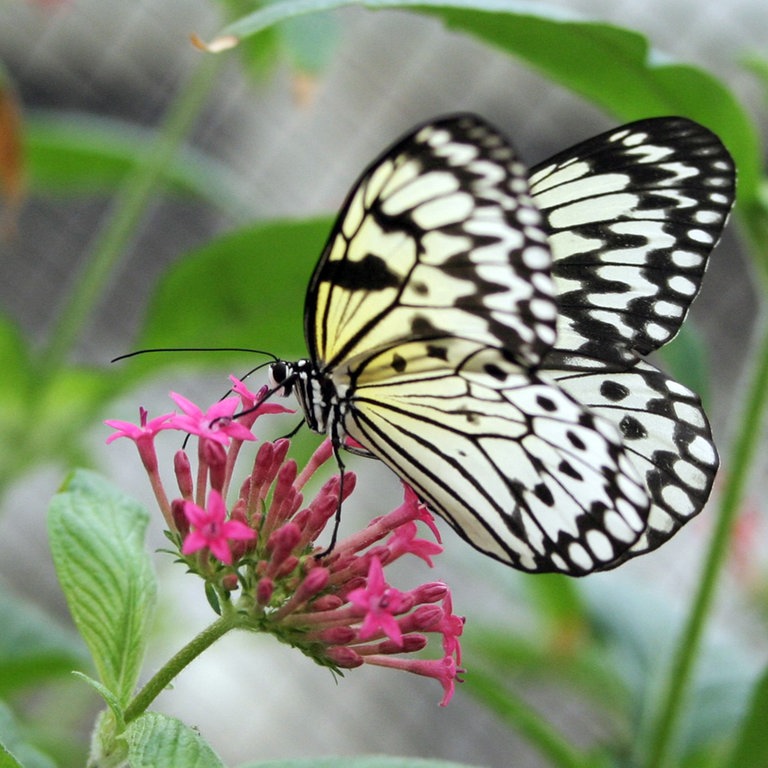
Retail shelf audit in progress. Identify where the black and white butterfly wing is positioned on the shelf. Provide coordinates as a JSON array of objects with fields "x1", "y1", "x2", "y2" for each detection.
[
  {"x1": 305, "y1": 114, "x2": 558, "y2": 374},
  {"x1": 343, "y1": 340, "x2": 649, "y2": 574},
  {"x1": 299, "y1": 114, "x2": 651, "y2": 574},
  {"x1": 531, "y1": 117, "x2": 735, "y2": 369},
  {"x1": 532, "y1": 117, "x2": 734, "y2": 562},
  {"x1": 551, "y1": 360, "x2": 718, "y2": 564}
]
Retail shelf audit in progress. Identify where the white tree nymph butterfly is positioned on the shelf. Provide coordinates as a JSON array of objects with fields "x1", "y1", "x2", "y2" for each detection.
[{"x1": 268, "y1": 114, "x2": 735, "y2": 575}]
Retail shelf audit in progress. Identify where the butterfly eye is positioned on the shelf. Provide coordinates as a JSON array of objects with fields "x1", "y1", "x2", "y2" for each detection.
[{"x1": 268, "y1": 362, "x2": 293, "y2": 396}]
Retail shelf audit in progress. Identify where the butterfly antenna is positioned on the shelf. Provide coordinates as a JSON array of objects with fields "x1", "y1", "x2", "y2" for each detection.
[{"x1": 110, "y1": 347, "x2": 279, "y2": 364}]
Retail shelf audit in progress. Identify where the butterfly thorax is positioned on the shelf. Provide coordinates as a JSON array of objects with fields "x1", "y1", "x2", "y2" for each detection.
[{"x1": 268, "y1": 359, "x2": 344, "y2": 438}]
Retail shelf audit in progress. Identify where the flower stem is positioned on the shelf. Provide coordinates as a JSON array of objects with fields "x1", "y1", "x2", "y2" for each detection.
[
  {"x1": 123, "y1": 612, "x2": 243, "y2": 724},
  {"x1": 41, "y1": 53, "x2": 221, "y2": 372},
  {"x1": 643, "y1": 311, "x2": 768, "y2": 768}
]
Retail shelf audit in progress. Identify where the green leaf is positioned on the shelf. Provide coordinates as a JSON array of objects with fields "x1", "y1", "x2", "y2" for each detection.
[
  {"x1": 0, "y1": 701, "x2": 57, "y2": 768},
  {"x1": 0, "y1": 743, "x2": 23, "y2": 768},
  {"x1": 25, "y1": 112, "x2": 245, "y2": 218},
  {"x1": 724, "y1": 663, "x2": 768, "y2": 768},
  {"x1": 209, "y1": 0, "x2": 761, "y2": 207},
  {"x1": 47, "y1": 470, "x2": 157, "y2": 709},
  {"x1": 245, "y1": 758, "x2": 478, "y2": 768},
  {"x1": 580, "y1": 578, "x2": 760, "y2": 759},
  {"x1": 279, "y1": 11, "x2": 339, "y2": 73},
  {"x1": 123, "y1": 712, "x2": 225, "y2": 768},
  {"x1": 0, "y1": 588, "x2": 87, "y2": 695},
  {"x1": 135, "y1": 218, "x2": 333, "y2": 368}
]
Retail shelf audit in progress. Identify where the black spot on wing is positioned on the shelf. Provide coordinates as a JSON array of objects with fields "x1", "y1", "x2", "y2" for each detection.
[
  {"x1": 533, "y1": 483, "x2": 555, "y2": 506},
  {"x1": 427, "y1": 344, "x2": 448, "y2": 361},
  {"x1": 619, "y1": 414, "x2": 648, "y2": 440},
  {"x1": 536, "y1": 394, "x2": 557, "y2": 412},
  {"x1": 484, "y1": 363, "x2": 507, "y2": 381},
  {"x1": 321, "y1": 254, "x2": 400, "y2": 291},
  {"x1": 600, "y1": 380, "x2": 630, "y2": 402},
  {"x1": 391, "y1": 353, "x2": 406, "y2": 372}
]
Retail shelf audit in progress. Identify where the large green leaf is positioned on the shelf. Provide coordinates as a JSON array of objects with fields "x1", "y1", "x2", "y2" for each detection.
[
  {"x1": 123, "y1": 713, "x2": 225, "y2": 768},
  {"x1": 0, "y1": 589, "x2": 86, "y2": 695},
  {"x1": 208, "y1": 0, "x2": 760, "y2": 207},
  {"x1": 580, "y1": 578, "x2": 760, "y2": 760},
  {"x1": 47, "y1": 470, "x2": 157, "y2": 709},
  {"x1": 0, "y1": 702, "x2": 56, "y2": 768},
  {"x1": 134, "y1": 218, "x2": 333, "y2": 370}
]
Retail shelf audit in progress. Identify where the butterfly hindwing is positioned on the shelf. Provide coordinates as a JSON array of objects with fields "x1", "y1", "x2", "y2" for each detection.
[
  {"x1": 530, "y1": 117, "x2": 735, "y2": 368},
  {"x1": 550, "y1": 358, "x2": 718, "y2": 564},
  {"x1": 305, "y1": 114, "x2": 558, "y2": 374},
  {"x1": 344, "y1": 343, "x2": 649, "y2": 574}
]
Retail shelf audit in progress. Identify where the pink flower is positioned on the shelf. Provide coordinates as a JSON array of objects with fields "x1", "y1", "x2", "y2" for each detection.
[
  {"x1": 229, "y1": 377, "x2": 295, "y2": 420},
  {"x1": 385, "y1": 520, "x2": 443, "y2": 566},
  {"x1": 168, "y1": 392, "x2": 256, "y2": 446},
  {"x1": 105, "y1": 406, "x2": 174, "y2": 445},
  {"x1": 106, "y1": 379, "x2": 464, "y2": 705},
  {"x1": 105, "y1": 407, "x2": 176, "y2": 523},
  {"x1": 347, "y1": 558, "x2": 411, "y2": 646},
  {"x1": 181, "y1": 490, "x2": 256, "y2": 565}
]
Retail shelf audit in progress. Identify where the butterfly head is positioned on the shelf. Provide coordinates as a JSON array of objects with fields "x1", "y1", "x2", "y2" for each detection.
[
  {"x1": 267, "y1": 360, "x2": 297, "y2": 397},
  {"x1": 268, "y1": 359, "x2": 334, "y2": 436}
]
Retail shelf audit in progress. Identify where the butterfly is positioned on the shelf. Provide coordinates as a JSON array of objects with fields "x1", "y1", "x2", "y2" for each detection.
[{"x1": 267, "y1": 113, "x2": 735, "y2": 575}]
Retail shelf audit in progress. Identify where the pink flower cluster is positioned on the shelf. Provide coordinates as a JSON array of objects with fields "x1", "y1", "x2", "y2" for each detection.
[{"x1": 106, "y1": 377, "x2": 464, "y2": 705}]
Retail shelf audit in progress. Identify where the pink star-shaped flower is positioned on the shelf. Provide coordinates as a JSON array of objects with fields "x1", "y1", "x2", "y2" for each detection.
[
  {"x1": 105, "y1": 406, "x2": 174, "y2": 444},
  {"x1": 181, "y1": 490, "x2": 256, "y2": 565},
  {"x1": 168, "y1": 392, "x2": 256, "y2": 446},
  {"x1": 347, "y1": 557, "x2": 411, "y2": 647},
  {"x1": 386, "y1": 520, "x2": 443, "y2": 566},
  {"x1": 229, "y1": 376, "x2": 295, "y2": 417}
]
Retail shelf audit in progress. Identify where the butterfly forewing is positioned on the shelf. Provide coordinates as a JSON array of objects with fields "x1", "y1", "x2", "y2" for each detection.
[
  {"x1": 305, "y1": 115, "x2": 558, "y2": 374},
  {"x1": 530, "y1": 117, "x2": 735, "y2": 368}
]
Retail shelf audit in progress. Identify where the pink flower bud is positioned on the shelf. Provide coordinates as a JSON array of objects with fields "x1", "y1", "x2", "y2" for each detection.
[
  {"x1": 171, "y1": 498, "x2": 189, "y2": 537},
  {"x1": 311, "y1": 594, "x2": 345, "y2": 612},
  {"x1": 325, "y1": 646, "x2": 363, "y2": 668},
  {"x1": 294, "y1": 566, "x2": 330, "y2": 603},
  {"x1": 267, "y1": 523, "x2": 301, "y2": 568},
  {"x1": 315, "y1": 626, "x2": 356, "y2": 644},
  {"x1": 222, "y1": 573, "x2": 239, "y2": 591},
  {"x1": 257, "y1": 577, "x2": 274, "y2": 606},
  {"x1": 174, "y1": 450, "x2": 193, "y2": 499},
  {"x1": 398, "y1": 605, "x2": 442, "y2": 633},
  {"x1": 410, "y1": 582, "x2": 448, "y2": 605}
]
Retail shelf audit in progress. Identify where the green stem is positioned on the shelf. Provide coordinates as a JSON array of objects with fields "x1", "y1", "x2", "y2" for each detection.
[
  {"x1": 123, "y1": 612, "x2": 244, "y2": 724},
  {"x1": 468, "y1": 667, "x2": 589, "y2": 768},
  {"x1": 644, "y1": 311, "x2": 768, "y2": 767},
  {"x1": 41, "y1": 53, "x2": 221, "y2": 372}
]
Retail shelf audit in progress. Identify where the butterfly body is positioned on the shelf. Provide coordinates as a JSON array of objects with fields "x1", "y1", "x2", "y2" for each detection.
[{"x1": 269, "y1": 113, "x2": 734, "y2": 575}]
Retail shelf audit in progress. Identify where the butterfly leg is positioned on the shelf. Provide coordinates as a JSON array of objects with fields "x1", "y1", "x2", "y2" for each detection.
[{"x1": 315, "y1": 423, "x2": 348, "y2": 558}]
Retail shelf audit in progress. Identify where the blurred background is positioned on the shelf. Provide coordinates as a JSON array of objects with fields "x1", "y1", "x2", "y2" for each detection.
[{"x1": 0, "y1": 1, "x2": 766, "y2": 766}]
